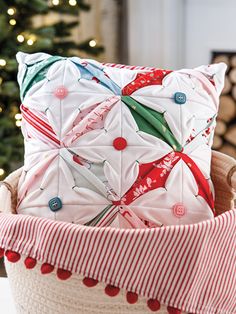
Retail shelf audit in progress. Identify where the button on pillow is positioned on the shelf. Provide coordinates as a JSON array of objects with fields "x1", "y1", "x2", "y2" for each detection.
[
  {"x1": 49, "y1": 197, "x2": 63, "y2": 212},
  {"x1": 174, "y1": 92, "x2": 186, "y2": 104}
]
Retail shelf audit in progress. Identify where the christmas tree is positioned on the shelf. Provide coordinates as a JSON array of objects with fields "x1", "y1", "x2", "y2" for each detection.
[{"x1": 0, "y1": 0, "x2": 104, "y2": 178}]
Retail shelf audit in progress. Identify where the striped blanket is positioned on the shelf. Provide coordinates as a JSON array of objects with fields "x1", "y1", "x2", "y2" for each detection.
[{"x1": 0, "y1": 209, "x2": 235, "y2": 313}]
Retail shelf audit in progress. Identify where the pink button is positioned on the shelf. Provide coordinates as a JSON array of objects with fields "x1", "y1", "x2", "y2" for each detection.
[
  {"x1": 54, "y1": 86, "x2": 68, "y2": 99},
  {"x1": 172, "y1": 203, "x2": 186, "y2": 218}
]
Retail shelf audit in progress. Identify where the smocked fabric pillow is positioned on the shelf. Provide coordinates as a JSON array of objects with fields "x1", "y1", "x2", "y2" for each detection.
[{"x1": 16, "y1": 52, "x2": 226, "y2": 228}]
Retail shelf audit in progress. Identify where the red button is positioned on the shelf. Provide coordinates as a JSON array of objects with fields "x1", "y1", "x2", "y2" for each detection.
[
  {"x1": 172, "y1": 203, "x2": 186, "y2": 218},
  {"x1": 113, "y1": 137, "x2": 127, "y2": 150}
]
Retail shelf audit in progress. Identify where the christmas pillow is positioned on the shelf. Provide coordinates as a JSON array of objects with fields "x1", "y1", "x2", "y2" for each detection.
[{"x1": 16, "y1": 52, "x2": 226, "y2": 228}]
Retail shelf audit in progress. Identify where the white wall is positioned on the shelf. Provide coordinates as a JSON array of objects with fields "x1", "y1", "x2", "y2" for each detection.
[
  {"x1": 185, "y1": 0, "x2": 236, "y2": 67},
  {"x1": 127, "y1": 0, "x2": 163, "y2": 67},
  {"x1": 127, "y1": 0, "x2": 185, "y2": 69},
  {"x1": 127, "y1": 0, "x2": 236, "y2": 69}
]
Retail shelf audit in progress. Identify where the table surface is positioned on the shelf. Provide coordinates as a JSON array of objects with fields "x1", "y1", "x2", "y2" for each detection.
[{"x1": 0, "y1": 278, "x2": 17, "y2": 314}]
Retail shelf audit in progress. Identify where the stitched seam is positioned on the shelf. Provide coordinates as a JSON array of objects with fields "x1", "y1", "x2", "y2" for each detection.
[
  {"x1": 176, "y1": 77, "x2": 184, "y2": 214},
  {"x1": 56, "y1": 61, "x2": 67, "y2": 219}
]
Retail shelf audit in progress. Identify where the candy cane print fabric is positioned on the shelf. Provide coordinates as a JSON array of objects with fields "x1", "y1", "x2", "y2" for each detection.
[{"x1": 16, "y1": 52, "x2": 226, "y2": 228}]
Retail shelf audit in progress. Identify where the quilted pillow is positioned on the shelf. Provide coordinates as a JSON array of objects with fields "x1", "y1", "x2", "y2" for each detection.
[{"x1": 16, "y1": 52, "x2": 226, "y2": 228}]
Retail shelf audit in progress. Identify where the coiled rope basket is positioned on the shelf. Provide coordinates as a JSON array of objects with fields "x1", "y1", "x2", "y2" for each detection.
[{"x1": 0, "y1": 150, "x2": 235, "y2": 314}]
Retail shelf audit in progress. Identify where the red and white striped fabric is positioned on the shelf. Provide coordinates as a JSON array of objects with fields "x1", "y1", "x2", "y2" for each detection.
[
  {"x1": 102, "y1": 62, "x2": 158, "y2": 71},
  {"x1": 0, "y1": 209, "x2": 235, "y2": 313}
]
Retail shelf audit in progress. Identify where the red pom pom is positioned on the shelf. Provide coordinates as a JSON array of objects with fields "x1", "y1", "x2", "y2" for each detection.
[
  {"x1": 105, "y1": 284, "x2": 120, "y2": 297},
  {"x1": 5, "y1": 250, "x2": 21, "y2": 263},
  {"x1": 0, "y1": 248, "x2": 4, "y2": 258},
  {"x1": 167, "y1": 306, "x2": 182, "y2": 314},
  {"x1": 24, "y1": 257, "x2": 37, "y2": 269},
  {"x1": 57, "y1": 268, "x2": 72, "y2": 280},
  {"x1": 126, "y1": 291, "x2": 138, "y2": 304},
  {"x1": 147, "y1": 299, "x2": 161, "y2": 311},
  {"x1": 82, "y1": 277, "x2": 98, "y2": 287},
  {"x1": 41, "y1": 263, "x2": 54, "y2": 274}
]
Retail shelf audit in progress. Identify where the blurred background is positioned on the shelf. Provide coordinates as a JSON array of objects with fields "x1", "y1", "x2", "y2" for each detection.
[
  {"x1": 0, "y1": 0, "x2": 236, "y2": 183},
  {"x1": 0, "y1": 0, "x2": 236, "y2": 277}
]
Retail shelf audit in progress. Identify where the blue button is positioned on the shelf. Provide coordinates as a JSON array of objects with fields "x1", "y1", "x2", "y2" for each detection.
[
  {"x1": 48, "y1": 197, "x2": 62, "y2": 212},
  {"x1": 174, "y1": 92, "x2": 186, "y2": 104}
]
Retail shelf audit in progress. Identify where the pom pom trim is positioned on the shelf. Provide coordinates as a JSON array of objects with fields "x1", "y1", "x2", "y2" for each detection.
[
  {"x1": 41, "y1": 263, "x2": 54, "y2": 274},
  {"x1": 147, "y1": 299, "x2": 161, "y2": 311},
  {"x1": 2, "y1": 249, "x2": 184, "y2": 312},
  {"x1": 5, "y1": 250, "x2": 21, "y2": 263},
  {"x1": 82, "y1": 277, "x2": 99, "y2": 287},
  {"x1": 105, "y1": 284, "x2": 120, "y2": 297},
  {"x1": 126, "y1": 291, "x2": 138, "y2": 304},
  {"x1": 167, "y1": 306, "x2": 182, "y2": 314},
  {"x1": 24, "y1": 257, "x2": 37, "y2": 269},
  {"x1": 57, "y1": 268, "x2": 72, "y2": 280}
]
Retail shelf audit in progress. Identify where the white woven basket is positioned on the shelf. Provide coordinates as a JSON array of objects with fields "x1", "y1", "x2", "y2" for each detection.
[
  {"x1": 0, "y1": 151, "x2": 235, "y2": 314},
  {"x1": 5, "y1": 258, "x2": 170, "y2": 314}
]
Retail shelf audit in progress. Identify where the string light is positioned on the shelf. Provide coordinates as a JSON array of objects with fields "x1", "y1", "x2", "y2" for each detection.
[
  {"x1": 0, "y1": 59, "x2": 6, "y2": 67},
  {"x1": 52, "y1": 0, "x2": 60, "y2": 5},
  {"x1": 17, "y1": 34, "x2": 25, "y2": 43},
  {"x1": 26, "y1": 34, "x2": 37, "y2": 46},
  {"x1": 0, "y1": 169, "x2": 5, "y2": 176},
  {"x1": 9, "y1": 19, "x2": 16, "y2": 25},
  {"x1": 0, "y1": 107, "x2": 3, "y2": 113},
  {"x1": 69, "y1": 0, "x2": 77, "y2": 5},
  {"x1": 15, "y1": 113, "x2": 22, "y2": 120},
  {"x1": 89, "y1": 39, "x2": 97, "y2": 47},
  {"x1": 16, "y1": 120, "x2": 22, "y2": 127},
  {"x1": 7, "y1": 8, "x2": 16, "y2": 15},
  {"x1": 27, "y1": 39, "x2": 34, "y2": 45}
]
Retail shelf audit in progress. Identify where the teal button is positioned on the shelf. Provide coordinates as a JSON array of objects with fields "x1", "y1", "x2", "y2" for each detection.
[
  {"x1": 49, "y1": 197, "x2": 62, "y2": 212},
  {"x1": 174, "y1": 92, "x2": 186, "y2": 104}
]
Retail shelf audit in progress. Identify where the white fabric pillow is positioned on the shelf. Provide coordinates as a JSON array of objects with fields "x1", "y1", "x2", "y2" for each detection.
[{"x1": 16, "y1": 52, "x2": 226, "y2": 228}]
